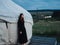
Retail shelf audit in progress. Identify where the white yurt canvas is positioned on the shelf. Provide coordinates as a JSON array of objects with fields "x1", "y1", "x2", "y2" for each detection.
[{"x1": 0, "y1": 0, "x2": 33, "y2": 44}]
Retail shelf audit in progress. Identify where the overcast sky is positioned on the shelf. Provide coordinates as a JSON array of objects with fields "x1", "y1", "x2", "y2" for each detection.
[{"x1": 12, "y1": 0, "x2": 60, "y2": 10}]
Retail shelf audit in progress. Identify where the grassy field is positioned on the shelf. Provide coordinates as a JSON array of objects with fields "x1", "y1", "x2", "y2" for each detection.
[{"x1": 33, "y1": 20, "x2": 60, "y2": 42}]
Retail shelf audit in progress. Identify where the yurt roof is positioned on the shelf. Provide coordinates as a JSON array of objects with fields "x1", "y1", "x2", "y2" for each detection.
[{"x1": 0, "y1": 0, "x2": 33, "y2": 25}]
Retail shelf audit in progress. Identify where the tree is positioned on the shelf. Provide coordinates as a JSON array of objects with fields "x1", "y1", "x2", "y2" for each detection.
[{"x1": 52, "y1": 11, "x2": 60, "y2": 20}]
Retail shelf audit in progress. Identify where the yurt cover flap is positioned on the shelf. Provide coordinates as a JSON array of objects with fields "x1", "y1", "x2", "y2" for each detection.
[{"x1": 0, "y1": 0, "x2": 33, "y2": 25}]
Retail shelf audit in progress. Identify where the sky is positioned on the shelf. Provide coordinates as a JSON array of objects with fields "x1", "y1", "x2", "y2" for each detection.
[{"x1": 12, "y1": 0, "x2": 60, "y2": 10}]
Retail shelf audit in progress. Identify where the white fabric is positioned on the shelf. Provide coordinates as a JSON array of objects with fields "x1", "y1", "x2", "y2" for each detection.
[
  {"x1": 0, "y1": 0, "x2": 33, "y2": 25},
  {"x1": 7, "y1": 23, "x2": 17, "y2": 44},
  {"x1": 24, "y1": 22, "x2": 32, "y2": 40},
  {"x1": 0, "y1": 0, "x2": 33, "y2": 44},
  {"x1": 0, "y1": 23, "x2": 9, "y2": 44}
]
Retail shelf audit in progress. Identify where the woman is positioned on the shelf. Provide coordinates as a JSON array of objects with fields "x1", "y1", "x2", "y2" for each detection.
[{"x1": 17, "y1": 13, "x2": 28, "y2": 45}]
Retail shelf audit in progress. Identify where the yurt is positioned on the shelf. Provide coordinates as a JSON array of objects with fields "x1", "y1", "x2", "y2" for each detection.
[{"x1": 0, "y1": 0, "x2": 33, "y2": 45}]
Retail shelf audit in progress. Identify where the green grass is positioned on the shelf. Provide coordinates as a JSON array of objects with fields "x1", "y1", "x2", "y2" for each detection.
[{"x1": 33, "y1": 20, "x2": 60, "y2": 42}]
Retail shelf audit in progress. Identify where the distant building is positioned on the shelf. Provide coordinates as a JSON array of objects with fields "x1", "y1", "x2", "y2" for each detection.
[
  {"x1": 44, "y1": 16, "x2": 52, "y2": 19},
  {"x1": 28, "y1": 10, "x2": 53, "y2": 20},
  {"x1": 28, "y1": 10, "x2": 60, "y2": 21}
]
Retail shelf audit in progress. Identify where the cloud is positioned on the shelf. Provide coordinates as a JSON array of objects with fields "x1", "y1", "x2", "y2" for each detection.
[{"x1": 12, "y1": 0, "x2": 60, "y2": 10}]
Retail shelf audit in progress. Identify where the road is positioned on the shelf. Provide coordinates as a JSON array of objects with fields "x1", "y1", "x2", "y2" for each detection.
[{"x1": 29, "y1": 36, "x2": 57, "y2": 45}]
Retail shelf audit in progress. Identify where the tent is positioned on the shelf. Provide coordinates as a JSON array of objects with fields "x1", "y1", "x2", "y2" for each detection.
[{"x1": 0, "y1": 0, "x2": 33, "y2": 44}]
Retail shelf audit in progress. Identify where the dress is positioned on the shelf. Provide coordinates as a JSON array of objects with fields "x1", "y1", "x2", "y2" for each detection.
[{"x1": 17, "y1": 17, "x2": 27, "y2": 44}]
